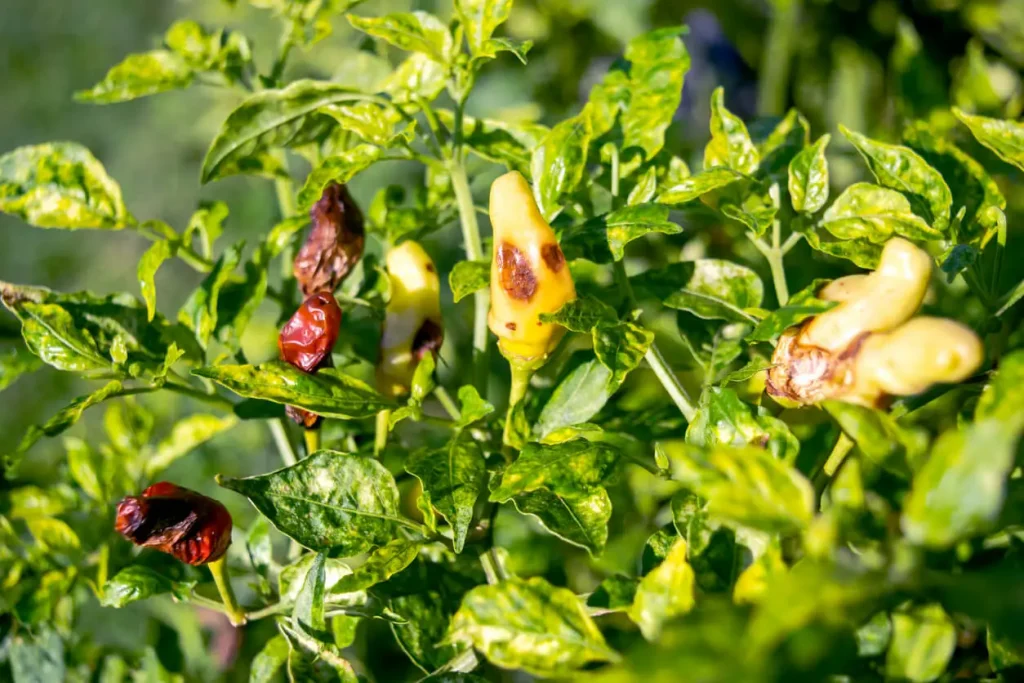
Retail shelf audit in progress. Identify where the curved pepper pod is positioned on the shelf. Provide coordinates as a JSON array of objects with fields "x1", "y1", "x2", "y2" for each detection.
[
  {"x1": 294, "y1": 183, "x2": 365, "y2": 296},
  {"x1": 115, "y1": 482, "x2": 232, "y2": 566},
  {"x1": 377, "y1": 240, "x2": 444, "y2": 397},
  {"x1": 767, "y1": 238, "x2": 982, "y2": 407},
  {"x1": 279, "y1": 291, "x2": 342, "y2": 426},
  {"x1": 487, "y1": 171, "x2": 576, "y2": 362}
]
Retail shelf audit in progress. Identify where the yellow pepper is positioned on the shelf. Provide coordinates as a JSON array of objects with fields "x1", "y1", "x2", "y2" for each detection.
[
  {"x1": 487, "y1": 171, "x2": 577, "y2": 363},
  {"x1": 767, "y1": 237, "x2": 982, "y2": 407},
  {"x1": 376, "y1": 240, "x2": 443, "y2": 397}
]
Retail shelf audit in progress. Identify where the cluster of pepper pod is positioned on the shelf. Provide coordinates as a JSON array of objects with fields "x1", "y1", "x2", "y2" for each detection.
[{"x1": 767, "y1": 237, "x2": 983, "y2": 407}]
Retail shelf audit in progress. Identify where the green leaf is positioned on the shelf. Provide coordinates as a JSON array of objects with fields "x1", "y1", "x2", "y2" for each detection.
[
  {"x1": 407, "y1": 431, "x2": 485, "y2": 552},
  {"x1": 490, "y1": 439, "x2": 620, "y2": 501},
  {"x1": 0, "y1": 346, "x2": 43, "y2": 393},
  {"x1": 0, "y1": 142, "x2": 133, "y2": 229},
  {"x1": 585, "y1": 203, "x2": 681, "y2": 261},
  {"x1": 704, "y1": 87, "x2": 759, "y2": 175},
  {"x1": 282, "y1": 621, "x2": 359, "y2": 682},
  {"x1": 717, "y1": 181, "x2": 778, "y2": 237},
  {"x1": 455, "y1": 385, "x2": 495, "y2": 429},
  {"x1": 294, "y1": 553, "x2": 328, "y2": 634},
  {"x1": 296, "y1": 144, "x2": 381, "y2": 209},
  {"x1": 512, "y1": 487, "x2": 611, "y2": 555},
  {"x1": 535, "y1": 357, "x2": 614, "y2": 438},
  {"x1": 823, "y1": 401, "x2": 927, "y2": 476},
  {"x1": 454, "y1": 0, "x2": 512, "y2": 56},
  {"x1": 665, "y1": 443, "x2": 814, "y2": 533},
  {"x1": 137, "y1": 239, "x2": 175, "y2": 321},
  {"x1": 146, "y1": 413, "x2": 238, "y2": 477},
  {"x1": 381, "y1": 53, "x2": 447, "y2": 104},
  {"x1": 593, "y1": 320, "x2": 654, "y2": 387},
  {"x1": 218, "y1": 450, "x2": 403, "y2": 555},
  {"x1": 9, "y1": 630, "x2": 64, "y2": 683},
  {"x1": 629, "y1": 538, "x2": 695, "y2": 640},
  {"x1": 540, "y1": 297, "x2": 618, "y2": 332},
  {"x1": 15, "y1": 302, "x2": 113, "y2": 373},
  {"x1": 839, "y1": 125, "x2": 952, "y2": 232},
  {"x1": 347, "y1": 12, "x2": 454, "y2": 63},
  {"x1": 801, "y1": 226, "x2": 884, "y2": 269},
  {"x1": 976, "y1": 350, "x2": 1024, "y2": 423},
  {"x1": 953, "y1": 108, "x2": 1024, "y2": 173},
  {"x1": 902, "y1": 418, "x2": 1023, "y2": 548},
  {"x1": 820, "y1": 183, "x2": 941, "y2": 243},
  {"x1": 9, "y1": 381, "x2": 124, "y2": 472},
  {"x1": 885, "y1": 604, "x2": 956, "y2": 683},
  {"x1": 627, "y1": 167, "x2": 658, "y2": 206},
  {"x1": 447, "y1": 577, "x2": 619, "y2": 676},
  {"x1": 618, "y1": 27, "x2": 689, "y2": 161},
  {"x1": 331, "y1": 540, "x2": 421, "y2": 593},
  {"x1": 903, "y1": 121, "x2": 1006, "y2": 247},
  {"x1": 64, "y1": 437, "x2": 104, "y2": 501},
  {"x1": 251, "y1": 635, "x2": 290, "y2": 683},
  {"x1": 178, "y1": 243, "x2": 242, "y2": 348},
  {"x1": 662, "y1": 259, "x2": 763, "y2": 324},
  {"x1": 195, "y1": 360, "x2": 394, "y2": 419},
  {"x1": 100, "y1": 565, "x2": 195, "y2": 608},
  {"x1": 320, "y1": 102, "x2": 405, "y2": 147},
  {"x1": 201, "y1": 80, "x2": 374, "y2": 183},
  {"x1": 656, "y1": 167, "x2": 741, "y2": 205},
  {"x1": 747, "y1": 279, "x2": 836, "y2": 342},
  {"x1": 74, "y1": 51, "x2": 192, "y2": 104},
  {"x1": 588, "y1": 575, "x2": 640, "y2": 613},
  {"x1": 443, "y1": 114, "x2": 546, "y2": 176},
  {"x1": 531, "y1": 106, "x2": 593, "y2": 220},
  {"x1": 788, "y1": 134, "x2": 830, "y2": 214},
  {"x1": 687, "y1": 387, "x2": 799, "y2": 462},
  {"x1": 449, "y1": 260, "x2": 489, "y2": 304},
  {"x1": 757, "y1": 108, "x2": 810, "y2": 177}
]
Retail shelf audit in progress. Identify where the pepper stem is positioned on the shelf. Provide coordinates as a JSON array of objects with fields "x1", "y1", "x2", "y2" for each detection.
[
  {"x1": 374, "y1": 409, "x2": 391, "y2": 456},
  {"x1": 303, "y1": 427, "x2": 321, "y2": 456},
  {"x1": 502, "y1": 358, "x2": 537, "y2": 448},
  {"x1": 207, "y1": 557, "x2": 246, "y2": 627}
]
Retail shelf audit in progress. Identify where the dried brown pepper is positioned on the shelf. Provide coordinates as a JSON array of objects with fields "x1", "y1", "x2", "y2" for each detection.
[{"x1": 294, "y1": 182, "x2": 365, "y2": 296}]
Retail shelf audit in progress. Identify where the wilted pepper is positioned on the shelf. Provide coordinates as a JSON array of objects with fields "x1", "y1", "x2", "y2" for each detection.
[
  {"x1": 294, "y1": 183, "x2": 365, "y2": 296},
  {"x1": 115, "y1": 482, "x2": 232, "y2": 566},
  {"x1": 767, "y1": 237, "x2": 983, "y2": 407},
  {"x1": 376, "y1": 240, "x2": 444, "y2": 397},
  {"x1": 278, "y1": 291, "x2": 342, "y2": 428},
  {"x1": 487, "y1": 171, "x2": 576, "y2": 363}
]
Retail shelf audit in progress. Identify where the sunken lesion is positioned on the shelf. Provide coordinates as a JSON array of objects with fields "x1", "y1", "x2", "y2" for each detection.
[
  {"x1": 411, "y1": 318, "x2": 444, "y2": 361},
  {"x1": 496, "y1": 242, "x2": 538, "y2": 301},
  {"x1": 505, "y1": 322, "x2": 517, "y2": 331},
  {"x1": 541, "y1": 243, "x2": 565, "y2": 273}
]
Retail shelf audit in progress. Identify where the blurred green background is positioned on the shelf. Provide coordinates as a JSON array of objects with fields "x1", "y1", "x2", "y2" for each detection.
[{"x1": 2, "y1": 0, "x2": 1023, "y2": 679}]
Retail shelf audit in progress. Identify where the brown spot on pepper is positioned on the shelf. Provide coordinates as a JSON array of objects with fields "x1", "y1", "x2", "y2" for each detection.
[
  {"x1": 505, "y1": 322, "x2": 517, "y2": 331},
  {"x1": 411, "y1": 319, "x2": 444, "y2": 362},
  {"x1": 496, "y1": 242, "x2": 537, "y2": 301},
  {"x1": 294, "y1": 183, "x2": 365, "y2": 296},
  {"x1": 541, "y1": 243, "x2": 565, "y2": 273}
]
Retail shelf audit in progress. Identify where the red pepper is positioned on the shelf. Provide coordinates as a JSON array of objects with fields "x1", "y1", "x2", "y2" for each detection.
[
  {"x1": 115, "y1": 482, "x2": 232, "y2": 566},
  {"x1": 294, "y1": 183, "x2": 365, "y2": 296},
  {"x1": 278, "y1": 291, "x2": 343, "y2": 373}
]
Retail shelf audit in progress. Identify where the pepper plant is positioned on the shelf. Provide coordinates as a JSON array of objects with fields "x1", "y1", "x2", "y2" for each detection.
[{"x1": 3, "y1": 0, "x2": 1024, "y2": 681}]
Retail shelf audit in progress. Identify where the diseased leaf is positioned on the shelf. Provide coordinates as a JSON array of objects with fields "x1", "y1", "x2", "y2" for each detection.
[
  {"x1": 9, "y1": 630, "x2": 65, "y2": 683},
  {"x1": 687, "y1": 387, "x2": 799, "y2": 462},
  {"x1": 407, "y1": 431, "x2": 486, "y2": 552},
  {"x1": 381, "y1": 53, "x2": 447, "y2": 104},
  {"x1": 195, "y1": 360, "x2": 394, "y2": 419},
  {"x1": 627, "y1": 167, "x2": 658, "y2": 206},
  {"x1": 618, "y1": 27, "x2": 689, "y2": 161},
  {"x1": 447, "y1": 577, "x2": 619, "y2": 677},
  {"x1": 535, "y1": 357, "x2": 614, "y2": 438},
  {"x1": 588, "y1": 576, "x2": 640, "y2": 613},
  {"x1": 0, "y1": 142, "x2": 133, "y2": 229},
  {"x1": 75, "y1": 51, "x2": 192, "y2": 104},
  {"x1": 823, "y1": 401, "x2": 927, "y2": 476},
  {"x1": 294, "y1": 553, "x2": 328, "y2": 634},
  {"x1": 296, "y1": 144, "x2": 381, "y2": 209},
  {"x1": 251, "y1": 635, "x2": 290, "y2": 683},
  {"x1": 449, "y1": 260, "x2": 489, "y2": 303},
  {"x1": 347, "y1": 12, "x2": 454, "y2": 63},
  {"x1": 146, "y1": 413, "x2": 238, "y2": 477},
  {"x1": 704, "y1": 88, "x2": 759, "y2": 175},
  {"x1": 178, "y1": 243, "x2": 242, "y2": 348},
  {"x1": 788, "y1": 134, "x2": 830, "y2": 214},
  {"x1": 583, "y1": 204, "x2": 681, "y2": 261},
  {"x1": 839, "y1": 125, "x2": 952, "y2": 232},
  {"x1": 820, "y1": 183, "x2": 941, "y2": 243},
  {"x1": 0, "y1": 346, "x2": 43, "y2": 393},
  {"x1": 531, "y1": 106, "x2": 593, "y2": 220},
  {"x1": 885, "y1": 604, "x2": 956, "y2": 683},
  {"x1": 512, "y1": 487, "x2": 611, "y2": 555},
  {"x1": 100, "y1": 565, "x2": 195, "y2": 608},
  {"x1": 953, "y1": 108, "x2": 1024, "y2": 173},
  {"x1": 137, "y1": 239, "x2": 175, "y2": 322},
  {"x1": 976, "y1": 350, "x2": 1024, "y2": 423},
  {"x1": 456, "y1": 385, "x2": 494, "y2": 429},
  {"x1": 662, "y1": 259, "x2": 763, "y2": 324},
  {"x1": 490, "y1": 439, "x2": 620, "y2": 501},
  {"x1": 331, "y1": 540, "x2": 421, "y2": 593},
  {"x1": 218, "y1": 450, "x2": 403, "y2": 555},
  {"x1": 454, "y1": 0, "x2": 512, "y2": 56},
  {"x1": 747, "y1": 279, "x2": 836, "y2": 342},
  {"x1": 656, "y1": 167, "x2": 741, "y2": 205},
  {"x1": 629, "y1": 538, "x2": 695, "y2": 640},
  {"x1": 593, "y1": 320, "x2": 653, "y2": 386}
]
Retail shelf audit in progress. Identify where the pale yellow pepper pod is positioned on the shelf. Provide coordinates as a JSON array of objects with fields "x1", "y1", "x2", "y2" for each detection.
[
  {"x1": 376, "y1": 240, "x2": 443, "y2": 397},
  {"x1": 487, "y1": 171, "x2": 576, "y2": 362},
  {"x1": 767, "y1": 237, "x2": 983, "y2": 407}
]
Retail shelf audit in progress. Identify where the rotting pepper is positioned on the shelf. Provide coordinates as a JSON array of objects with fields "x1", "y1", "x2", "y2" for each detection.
[
  {"x1": 376, "y1": 240, "x2": 444, "y2": 397},
  {"x1": 767, "y1": 237, "x2": 983, "y2": 407},
  {"x1": 278, "y1": 290, "x2": 342, "y2": 427},
  {"x1": 294, "y1": 182, "x2": 365, "y2": 296},
  {"x1": 487, "y1": 171, "x2": 576, "y2": 363},
  {"x1": 115, "y1": 482, "x2": 232, "y2": 566}
]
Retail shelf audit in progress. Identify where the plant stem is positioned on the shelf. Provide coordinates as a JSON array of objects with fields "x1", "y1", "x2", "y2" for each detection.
[
  {"x1": 434, "y1": 385, "x2": 462, "y2": 422},
  {"x1": 269, "y1": 418, "x2": 298, "y2": 467},
  {"x1": 757, "y1": 0, "x2": 800, "y2": 116},
  {"x1": 502, "y1": 361, "x2": 533, "y2": 447},
  {"x1": 448, "y1": 158, "x2": 490, "y2": 396},
  {"x1": 246, "y1": 601, "x2": 291, "y2": 621},
  {"x1": 303, "y1": 427, "x2": 320, "y2": 456},
  {"x1": 97, "y1": 543, "x2": 109, "y2": 598},
  {"x1": 163, "y1": 377, "x2": 235, "y2": 411},
  {"x1": 823, "y1": 433, "x2": 854, "y2": 477},
  {"x1": 374, "y1": 409, "x2": 391, "y2": 456},
  {"x1": 207, "y1": 557, "x2": 247, "y2": 627},
  {"x1": 479, "y1": 548, "x2": 509, "y2": 584},
  {"x1": 766, "y1": 248, "x2": 790, "y2": 306}
]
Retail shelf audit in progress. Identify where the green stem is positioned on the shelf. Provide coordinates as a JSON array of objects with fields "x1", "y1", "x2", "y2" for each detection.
[
  {"x1": 449, "y1": 159, "x2": 490, "y2": 396},
  {"x1": 97, "y1": 543, "x2": 109, "y2": 598},
  {"x1": 303, "y1": 427, "x2": 320, "y2": 456},
  {"x1": 375, "y1": 409, "x2": 391, "y2": 456},
  {"x1": 766, "y1": 249, "x2": 790, "y2": 306},
  {"x1": 207, "y1": 557, "x2": 247, "y2": 627},
  {"x1": 268, "y1": 418, "x2": 298, "y2": 467},
  {"x1": 780, "y1": 231, "x2": 803, "y2": 255},
  {"x1": 502, "y1": 361, "x2": 533, "y2": 448},
  {"x1": 610, "y1": 145, "x2": 620, "y2": 199},
  {"x1": 164, "y1": 377, "x2": 235, "y2": 411},
  {"x1": 823, "y1": 433, "x2": 854, "y2": 477},
  {"x1": 479, "y1": 548, "x2": 509, "y2": 585},
  {"x1": 246, "y1": 601, "x2": 290, "y2": 621},
  {"x1": 757, "y1": 0, "x2": 800, "y2": 116},
  {"x1": 434, "y1": 385, "x2": 462, "y2": 422}
]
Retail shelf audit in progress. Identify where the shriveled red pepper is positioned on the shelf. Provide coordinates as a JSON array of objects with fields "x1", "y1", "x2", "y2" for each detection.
[
  {"x1": 115, "y1": 482, "x2": 232, "y2": 566},
  {"x1": 294, "y1": 183, "x2": 365, "y2": 296},
  {"x1": 278, "y1": 291, "x2": 342, "y2": 427}
]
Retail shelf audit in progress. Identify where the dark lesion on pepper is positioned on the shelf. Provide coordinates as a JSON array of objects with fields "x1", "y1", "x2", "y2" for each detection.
[
  {"x1": 294, "y1": 182, "x2": 365, "y2": 296},
  {"x1": 411, "y1": 319, "x2": 444, "y2": 362},
  {"x1": 496, "y1": 242, "x2": 537, "y2": 301},
  {"x1": 541, "y1": 243, "x2": 565, "y2": 273}
]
